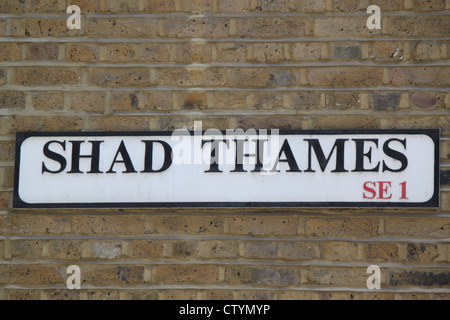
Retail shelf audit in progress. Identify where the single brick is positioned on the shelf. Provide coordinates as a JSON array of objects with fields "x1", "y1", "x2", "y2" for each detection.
[
  {"x1": 306, "y1": 217, "x2": 380, "y2": 238},
  {"x1": 384, "y1": 16, "x2": 450, "y2": 37},
  {"x1": 236, "y1": 116, "x2": 302, "y2": 130},
  {"x1": 157, "y1": 68, "x2": 227, "y2": 87},
  {"x1": 140, "y1": 0, "x2": 176, "y2": 12},
  {"x1": 72, "y1": 91, "x2": 106, "y2": 113},
  {"x1": 225, "y1": 216, "x2": 297, "y2": 236},
  {"x1": 314, "y1": 17, "x2": 381, "y2": 37},
  {"x1": 0, "y1": 43, "x2": 22, "y2": 62},
  {"x1": 139, "y1": 91, "x2": 173, "y2": 111},
  {"x1": 100, "y1": 43, "x2": 140, "y2": 62},
  {"x1": 322, "y1": 242, "x2": 359, "y2": 262},
  {"x1": 233, "y1": 68, "x2": 296, "y2": 88},
  {"x1": 291, "y1": 43, "x2": 322, "y2": 61},
  {"x1": 165, "y1": 18, "x2": 230, "y2": 38},
  {"x1": 10, "y1": 215, "x2": 67, "y2": 235},
  {"x1": 71, "y1": 215, "x2": 147, "y2": 235},
  {"x1": 0, "y1": 142, "x2": 15, "y2": 161},
  {"x1": 325, "y1": 92, "x2": 360, "y2": 110},
  {"x1": 248, "y1": 92, "x2": 285, "y2": 109},
  {"x1": 331, "y1": 44, "x2": 362, "y2": 60},
  {"x1": 277, "y1": 242, "x2": 320, "y2": 261},
  {"x1": 406, "y1": 243, "x2": 440, "y2": 263},
  {"x1": 174, "y1": 43, "x2": 212, "y2": 63},
  {"x1": 124, "y1": 240, "x2": 164, "y2": 259},
  {"x1": 82, "y1": 265, "x2": 145, "y2": 286},
  {"x1": 291, "y1": 91, "x2": 322, "y2": 110},
  {"x1": 32, "y1": 92, "x2": 64, "y2": 111},
  {"x1": 67, "y1": 43, "x2": 100, "y2": 62},
  {"x1": 226, "y1": 265, "x2": 301, "y2": 287},
  {"x1": 441, "y1": 170, "x2": 450, "y2": 186},
  {"x1": 365, "y1": 243, "x2": 400, "y2": 263},
  {"x1": 89, "y1": 240, "x2": 122, "y2": 259},
  {"x1": 178, "y1": 0, "x2": 213, "y2": 13},
  {"x1": 384, "y1": 218, "x2": 450, "y2": 238},
  {"x1": 241, "y1": 241, "x2": 278, "y2": 259},
  {"x1": 0, "y1": 0, "x2": 26, "y2": 13},
  {"x1": 140, "y1": 43, "x2": 171, "y2": 62},
  {"x1": 46, "y1": 240, "x2": 84, "y2": 260},
  {"x1": 0, "y1": 91, "x2": 26, "y2": 110},
  {"x1": 88, "y1": 18, "x2": 159, "y2": 38},
  {"x1": 100, "y1": 0, "x2": 140, "y2": 12},
  {"x1": 234, "y1": 17, "x2": 306, "y2": 38},
  {"x1": 111, "y1": 92, "x2": 139, "y2": 112},
  {"x1": 28, "y1": 43, "x2": 59, "y2": 60},
  {"x1": 410, "y1": 0, "x2": 447, "y2": 11},
  {"x1": 198, "y1": 240, "x2": 239, "y2": 259},
  {"x1": 370, "y1": 92, "x2": 401, "y2": 111},
  {"x1": 11, "y1": 67, "x2": 82, "y2": 86},
  {"x1": 305, "y1": 267, "x2": 368, "y2": 287},
  {"x1": 11, "y1": 240, "x2": 42, "y2": 259},
  {"x1": 171, "y1": 240, "x2": 199, "y2": 258},
  {"x1": 411, "y1": 92, "x2": 445, "y2": 109},
  {"x1": 177, "y1": 91, "x2": 208, "y2": 111},
  {"x1": 371, "y1": 42, "x2": 407, "y2": 62},
  {"x1": 9, "y1": 116, "x2": 82, "y2": 132},
  {"x1": 389, "y1": 270, "x2": 450, "y2": 287},
  {"x1": 214, "y1": 43, "x2": 248, "y2": 62},
  {"x1": 307, "y1": 67, "x2": 383, "y2": 87},
  {"x1": 153, "y1": 265, "x2": 221, "y2": 284},
  {"x1": 252, "y1": 43, "x2": 285, "y2": 63},
  {"x1": 414, "y1": 42, "x2": 445, "y2": 60},
  {"x1": 214, "y1": 91, "x2": 248, "y2": 109},
  {"x1": 89, "y1": 68, "x2": 150, "y2": 87},
  {"x1": 11, "y1": 18, "x2": 82, "y2": 37},
  {"x1": 218, "y1": 0, "x2": 251, "y2": 13}
]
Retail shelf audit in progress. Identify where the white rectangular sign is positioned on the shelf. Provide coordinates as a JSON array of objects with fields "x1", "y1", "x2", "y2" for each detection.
[{"x1": 14, "y1": 130, "x2": 439, "y2": 208}]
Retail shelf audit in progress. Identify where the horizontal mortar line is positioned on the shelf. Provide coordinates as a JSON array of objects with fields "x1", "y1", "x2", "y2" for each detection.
[
  {"x1": 2, "y1": 61, "x2": 450, "y2": 68},
  {"x1": 0, "y1": 161, "x2": 14, "y2": 167},
  {"x1": 1, "y1": 11, "x2": 450, "y2": 18},
  {"x1": 1, "y1": 85, "x2": 450, "y2": 92},
  {"x1": 1, "y1": 284, "x2": 449, "y2": 294},
  {"x1": 111, "y1": 110, "x2": 450, "y2": 117},
  {"x1": 1, "y1": 235, "x2": 449, "y2": 243},
  {"x1": 1, "y1": 259, "x2": 450, "y2": 269},
  {"x1": 2, "y1": 109, "x2": 449, "y2": 118},
  {"x1": 7, "y1": 211, "x2": 450, "y2": 218},
  {"x1": 1, "y1": 37, "x2": 450, "y2": 43}
]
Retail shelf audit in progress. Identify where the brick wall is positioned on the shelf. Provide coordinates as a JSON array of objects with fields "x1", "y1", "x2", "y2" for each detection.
[{"x1": 0, "y1": 0, "x2": 449, "y2": 300}]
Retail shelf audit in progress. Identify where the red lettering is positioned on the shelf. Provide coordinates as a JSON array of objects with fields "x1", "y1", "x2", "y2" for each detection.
[
  {"x1": 378, "y1": 181, "x2": 392, "y2": 199},
  {"x1": 400, "y1": 181, "x2": 408, "y2": 199},
  {"x1": 363, "y1": 181, "x2": 377, "y2": 199}
]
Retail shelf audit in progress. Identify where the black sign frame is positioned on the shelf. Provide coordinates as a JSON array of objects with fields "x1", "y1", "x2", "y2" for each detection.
[{"x1": 13, "y1": 129, "x2": 440, "y2": 209}]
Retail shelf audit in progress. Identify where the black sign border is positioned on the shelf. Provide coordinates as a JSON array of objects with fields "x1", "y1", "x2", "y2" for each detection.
[{"x1": 13, "y1": 129, "x2": 440, "y2": 209}]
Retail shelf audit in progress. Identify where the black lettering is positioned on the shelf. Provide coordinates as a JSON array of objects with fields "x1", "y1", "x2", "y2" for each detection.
[
  {"x1": 352, "y1": 139, "x2": 380, "y2": 172},
  {"x1": 202, "y1": 139, "x2": 229, "y2": 173},
  {"x1": 305, "y1": 139, "x2": 348, "y2": 173},
  {"x1": 232, "y1": 139, "x2": 266, "y2": 173},
  {"x1": 141, "y1": 140, "x2": 173, "y2": 173},
  {"x1": 68, "y1": 141, "x2": 104, "y2": 174},
  {"x1": 383, "y1": 138, "x2": 408, "y2": 172},
  {"x1": 271, "y1": 139, "x2": 301, "y2": 173},
  {"x1": 42, "y1": 140, "x2": 67, "y2": 174},
  {"x1": 107, "y1": 141, "x2": 137, "y2": 173}
]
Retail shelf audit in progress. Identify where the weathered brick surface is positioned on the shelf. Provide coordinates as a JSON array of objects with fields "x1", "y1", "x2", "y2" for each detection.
[{"x1": 0, "y1": 0, "x2": 448, "y2": 301}]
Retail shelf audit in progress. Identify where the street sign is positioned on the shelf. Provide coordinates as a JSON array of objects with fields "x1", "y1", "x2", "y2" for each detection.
[{"x1": 14, "y1": 129, "x2": 439, "y2": 208}]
